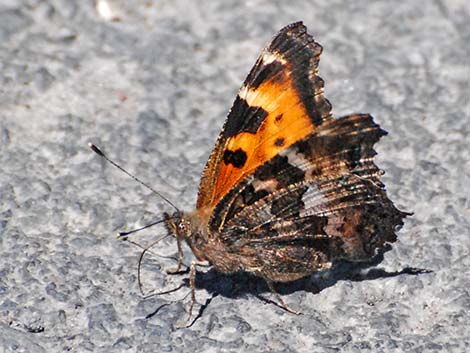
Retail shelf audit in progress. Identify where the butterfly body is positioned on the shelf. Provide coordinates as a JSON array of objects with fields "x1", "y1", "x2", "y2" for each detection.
[{"x1": 166, "y1": 210, "x2": 258, "y2": 276}]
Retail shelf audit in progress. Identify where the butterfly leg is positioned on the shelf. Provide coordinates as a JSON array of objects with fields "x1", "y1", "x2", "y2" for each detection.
[
  {"x1": 166, "y1": 238, "x2": 185, "y2": 274},
  {"x1": 265, "y1": 278, "x2": 302, "y2": 315},
  {"x1": 176, "y1": 259, "x2": 209, "y2": 328}
]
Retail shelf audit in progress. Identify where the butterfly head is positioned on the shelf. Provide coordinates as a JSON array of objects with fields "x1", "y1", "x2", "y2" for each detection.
[
  {"x1": 164, "y1": 211, "x2": 193, "y2": 240},
  {"x1": 163, "y1": 209, "x2": 211, "y2": 264}
]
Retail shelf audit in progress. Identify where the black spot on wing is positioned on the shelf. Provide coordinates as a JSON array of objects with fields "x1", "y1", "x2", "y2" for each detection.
[
  {"x1": 242, "y1": 185, "x2": 270, "y2": 206},
  {"x1": 245, "y1": 60, "x2": 286, "y2": 89},
  {"x1": 274, "y1": 137, "x2": 285, "y2": 147},
  {"x1": 255, "y1": 154, "x2": 305, "y2": 186},
  {"x1": 223, "y1": 96, "x2": 268, "y2": 138},
  {"x1": 223, "y1": 148, "x2": 247, "y2": 168}
]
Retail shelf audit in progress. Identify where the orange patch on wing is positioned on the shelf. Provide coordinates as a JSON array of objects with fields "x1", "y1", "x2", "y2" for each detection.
[{"x1": 211, "y1": 72, "x2": 317, "y2": 206}]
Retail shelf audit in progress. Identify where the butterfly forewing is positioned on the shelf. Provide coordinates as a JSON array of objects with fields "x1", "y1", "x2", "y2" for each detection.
[{"x1": 197, "y1": 22, "x2": 333, "y2": 209}]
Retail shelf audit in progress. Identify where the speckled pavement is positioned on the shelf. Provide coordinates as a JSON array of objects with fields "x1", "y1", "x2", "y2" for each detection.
[{"x1": 0, "y1": 1, "x2": 468, "y2": 352}]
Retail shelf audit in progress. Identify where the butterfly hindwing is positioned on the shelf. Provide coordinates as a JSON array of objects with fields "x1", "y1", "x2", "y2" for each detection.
[
  {"x1": 197, "y1": 22, "x2": 333, "y2": 209},
  {"x1": 209, "y1": 114, "x2": 407, "y2": 271}
]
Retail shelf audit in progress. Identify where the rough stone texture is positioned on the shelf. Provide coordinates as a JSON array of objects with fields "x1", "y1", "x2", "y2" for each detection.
[{"x1": 0, "y1": 1, "x2": 468, "y2": 352}]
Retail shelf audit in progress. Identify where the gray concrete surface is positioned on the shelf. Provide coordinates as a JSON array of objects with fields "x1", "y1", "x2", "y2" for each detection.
[{"x1": 0, "y1": 1, "x2": 468, "y2": 352}]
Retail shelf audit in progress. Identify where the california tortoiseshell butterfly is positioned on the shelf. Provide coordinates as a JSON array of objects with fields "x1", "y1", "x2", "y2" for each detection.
[{"x1": 91, "y1": 21, "x2": 408, "y2": 326}]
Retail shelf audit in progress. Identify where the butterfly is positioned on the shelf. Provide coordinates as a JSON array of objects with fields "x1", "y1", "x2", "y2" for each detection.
[
  {"x1": 91, "y1": 21, "x2": 408, "y2": 326},
  {"x1": 163, "y1": 21, "x2": 409, "y2": 322}
]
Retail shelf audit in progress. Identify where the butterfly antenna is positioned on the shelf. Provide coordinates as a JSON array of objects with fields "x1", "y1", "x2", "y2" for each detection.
[
  {"x1": 117, "y1": 218, "x2": 169, "y2": 240},
  {"x1": 88, "y1": 143, "x2": 180, "y2": 213}
]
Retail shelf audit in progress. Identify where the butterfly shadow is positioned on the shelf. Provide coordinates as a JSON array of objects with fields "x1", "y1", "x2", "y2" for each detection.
[
  {"x1": 144, "y1": 246, "x2": 431, "y2": 326},
  {"x1": 189, "y1": 245, "x2": 432, "y2": 320}
]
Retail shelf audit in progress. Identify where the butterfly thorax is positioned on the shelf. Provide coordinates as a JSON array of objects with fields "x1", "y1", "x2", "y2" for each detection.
[{"x1": 165, "y1": 209, "x2": 258, "y2": 274}]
